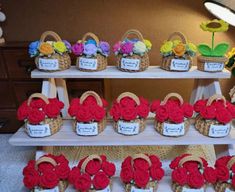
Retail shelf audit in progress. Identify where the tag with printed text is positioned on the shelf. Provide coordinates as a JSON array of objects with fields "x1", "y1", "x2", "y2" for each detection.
[
  {"x1": 121, "y1": 58, "x2": 140, "y2": 70},
  {"x1": 209, "y1": 124, "x2": 230, "y2": 137},
  {"x1": 163, "y1": 122, "x2": 185, "y2": 136},
  {"x1": 170, "y1": 59, "x2": 190, "y2": 71},
  {"x1": 96, "y1": 185, "x2": 111, "y2": 192},
  {"x1": 76, "y1": 122, "x2": 98, "y2": 136},
  {"x1": 79, "y1": 58, "x2": 98, "y2": 70},
  {"x1": 130, "y1": 186, "x2": 153, "y2": 192},
  {"x1": 118, "y1": 121, "x2": 140, "y2": 135},
  {"x1": 182, "y1": 187, "x2": 204, "y2": 192},
  {"x1": 38, "y1": 58, "x2": 59, "y2": 70},
  {"x1": 26, "y1": 123, "x2": 51, "y2": 137},
  {"x1": 204, "y1": 62, "x2": 224, "y2": 72},
  {"x1": 34, "y1": 186, "x2": 59, "y2": 192}
]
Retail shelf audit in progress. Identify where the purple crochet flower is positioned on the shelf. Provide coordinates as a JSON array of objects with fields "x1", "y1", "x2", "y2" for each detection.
[
  {"x1": 84, "y1": 44, "x2": 97, "y2": 56},
  {"x1": 71, "y1": 43, "x2": 84, "y2": 56},
  {"x1": 113, "y1": 41, "x2": 122, "y2": 53},
  {"x1": 99, "y1": 41, "x2": 110, "y2": 56},
  {"x1": 63, "y1": 40, "x2": 72, "y2": 51},
  {"x1": 120, "y1": 42, "x2": 134, "y2": 54}
]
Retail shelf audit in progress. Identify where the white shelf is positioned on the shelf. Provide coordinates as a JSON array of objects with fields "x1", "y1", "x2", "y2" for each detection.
[
  {"x1": 9, "y1": 120, "x2": 235, "y2": 146},
  {"x1": 31, "y1": 66, "x2": 231, "y2": 79}
]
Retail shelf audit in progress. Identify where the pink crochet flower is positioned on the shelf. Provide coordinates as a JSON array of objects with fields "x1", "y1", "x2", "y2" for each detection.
[
  {"x1": 113, "y1": 41, "x2": 122, "y2": 53},
  {"x1": 72, "y1": 43, "x2": 84, "y2": 56},
  {"x1": 120, "y1": 42, "x2": 134, "y2": 54}
]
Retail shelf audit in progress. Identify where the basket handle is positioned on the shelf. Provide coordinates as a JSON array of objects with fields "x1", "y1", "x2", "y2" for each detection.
[
  {"x1": 206, "y1": 94, "x2": 227, "y2": 107},
  {"x1": 132, "y1": 154, "x2": 152, "y2": 167},
  {"x1": 35, "y1": 156, "x2": 57, "y2": 170},
  {"x1": 81, "y1": 32, "x2": 100, "y2": 44},
  {"x1": 79, "y1": 91, "x2": 103, "y2": 107},
  {"x1": 81, "y1": 154, "x2": 102, "y2": 173},
  {"x1": 167, "y1": 32, "x2": 187, "y2": 44},
  {"x1": 27, "y1": 93, "x2": 50, "y2": 106},
  {"x1": 121, "y1": 29, "x2": 144, "y2": 42},
  {"x1": 227, "y1": 156, "x2": 235, "y2": 170},
  {"x1": 116, "y1": 92, "x2": 140, "y2": 106},
  {"x1": 161, "y1": 93, "x2": 184, "y2": 106},
  {"x1": 179, "y1": 155, "x2": 203, "y2": 168},
  {"x1": 40, "y1": 31, "x2": 62, "y2": 42}
]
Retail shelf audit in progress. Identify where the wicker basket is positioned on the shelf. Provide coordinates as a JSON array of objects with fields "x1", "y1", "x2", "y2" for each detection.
[
  {"x1": 117, "y1": 29, "x2": 149, "y2": 72},
  {"x1": 154, "y1": 93, "x2": 191, "y2": 137},
  {"x1": 73, "y1": 91, "x2": 106, "y2": 136},
  {"x1": 195, "y1": 94, "x2": 232, "y2": 138},
  {"x1": 35, "y1": 31, "x2": 71, "y2": 72},
  {"x1": 25, "y1": 93, "x2": 63, "y2": 138},
  {"x1": 76, "y1": 32, "x2": 107, "y2": 72},
  {"x1": 161, "y1": 32, "x2": 193, "y2": 72},
  {"x1": 113, "y1": 92, "x2": 146, "y2": 135}
]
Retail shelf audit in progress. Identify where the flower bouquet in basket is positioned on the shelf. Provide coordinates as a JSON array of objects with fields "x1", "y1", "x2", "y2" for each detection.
[
  {"x1": 120, "y1": 154, "x2": 164, "y2": 192},
  {"x1": 197, "y1": 19, "x2": 230, "y2": 72},
  {"x1": 69, "y1": 154, "x2": 116, "y2": 192},
  {"x1": 23, "y1": 154, "x2": 70, "y2": 192},
  {"x1": 113, "y1": 29, "x2": 152, "y2": 72},
  {"x1": 151, "y1": 93, "x2": 193, "y2": 137},
  {"x1": 29, "y1": 31, "x2": 71, "y2": 72},
  {"x1": 17, "y1": 93, "x2": 64, "y2": 138},
  {"x1": 68, "y1": 91, "x2": 108, "y2": 136},
  {"x1": 72, "y1": 32, "x2": 110, "y2": 71},
  {"x1": 160, "y1": 32, "x2": 197, "y2": 71},
  {"x1": 110, "y1": 92, "x2": 150, "y2": 135},
  {"x1": 194, "y1": 94, "x2": 235, "y2": 138},
  {"x1": 170, "y1": 154, "x2": 216, "y2": 192}
]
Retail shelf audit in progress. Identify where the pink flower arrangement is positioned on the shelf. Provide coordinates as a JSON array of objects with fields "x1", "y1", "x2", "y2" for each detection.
[
  {"x1": 120, "y1": 42, "x2": 134, "y2": 55},
  {"x1": 72, "y1": 43, "x2": 84, "y2": 56}
]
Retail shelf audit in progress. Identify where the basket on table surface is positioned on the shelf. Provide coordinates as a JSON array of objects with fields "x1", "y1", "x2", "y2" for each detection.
[
  {"x1": 151, "y1": 93, "x2": 193, "y2": 137},
  {"x1": 17, "y1": 93, "x2": 64, "y2": 138}
]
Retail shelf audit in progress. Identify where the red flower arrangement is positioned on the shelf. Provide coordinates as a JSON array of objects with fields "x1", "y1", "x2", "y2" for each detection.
[
  {"x1": 23, "y1": 154, "x2": 70, "y2": 190},
  {"x1": 120, "y1": 154, "x2": 164, "y2": 191},
  {"x1": 69, "y1": 154, "x2": 116, "y2": 191}
]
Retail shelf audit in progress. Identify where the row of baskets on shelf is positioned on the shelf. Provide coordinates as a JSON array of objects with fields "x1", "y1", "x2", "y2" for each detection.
[
  {"x1": 17, "y1": 91, "x2": 235, "y2": 138},
  {"x1": 23, "y1": 153, "x2": 235, "y2": 192}
]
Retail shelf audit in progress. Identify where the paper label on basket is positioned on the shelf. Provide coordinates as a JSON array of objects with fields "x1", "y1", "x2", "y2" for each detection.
[
  {"x1": 97, "y1": 185, "x2": 111, "y2": 192},
  {"x1": 38, "y1": 58, "x2": 59, "y2": 70},
  {"x1": 182, "y1": 187, "x2": 204, "y2": 192},
  {"x1": 170, "y1": 59, "x2": 190, "y2": 71},
  {"x1": 225, "y1": 188, "x2": 235, "y2": 192},
  {"x1": 121, "y1": 58, "x2": 140, "y2": 70},
  {"x1": 204, "y1": 62, "x2": 224, "y2": 71},
  {"x1": 209, "y1": 124, "x2": 230, "y2": 137},
  {"x1": 162, "y1": 122, "x2": 185, "y2": 136},
  {"x1": 79, "y1": 58, "x2": 97, "y2": 70},
  {"x1": 130, "y1": 186, "x2": 153, "y2": 192},
  {"x1": 34, "y1": 186, "x2": 59, "y2": 192},
  {"x1": 76, "y1": 122, "x2": 98, "y2": 136},
  {"x1": 26, "y1": 124, "x2": 51, "y2": 137},
  {"x1": 118, "y1": 121, "x2": 140, "y2": 135}
]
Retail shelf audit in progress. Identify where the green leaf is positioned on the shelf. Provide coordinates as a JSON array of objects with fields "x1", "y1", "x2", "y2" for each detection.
[
  {"x1": 197, "y1": 44, "x2": 212, "y2": 56},
  {"x1": 212, "y1": 43, "x2": 229, "y2": 57}
]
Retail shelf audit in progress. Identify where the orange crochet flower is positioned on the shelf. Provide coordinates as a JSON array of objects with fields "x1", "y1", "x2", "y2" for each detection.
[
  {"x1": 39, "y1": 42, "x2": 54, "y2": 55},
  {"x1": 173, "y1": 43, "x2": 186, "y2": 57}
]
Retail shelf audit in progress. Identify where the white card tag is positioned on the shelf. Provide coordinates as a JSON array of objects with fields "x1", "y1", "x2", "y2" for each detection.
[
  {"x1": 121, "y1": 58, "x2": 140, "y2": 70},
  {"x1": 182, "y1": 187, "x2": 204, "y2": 192},
  {"x1": 204, "y1": 62, "x2": 224, "y2": 72},
  {"x1": 225, "y1": 188, "x2": 235, "y2": 192},
  {"x1": 118, "y1": 121, "x2": 140, "y2": 135},
  {"x1": 38, "y1": 58, "x2": 59, "y2": 70},
  {"x1": 209, "y1": 124, "x2": 230, "y2": 137},
  {"x1": 79, "y1": 57, "x2": 98, "y2": 70},
  {"x1": 170, "y1": 59, "x2": 190, "y2": 71},
  {"x1": 97, "y1": 185, "x2": 111, "y2": 192},
  {"x1": 34, "y1": 186, "x2": 59, "y2": 192},
  {"x1": 26, "y1": 124, "x2": 51, "y2": 137},
  {"x1": 130, "y1": 186, "x2": 153, "y2": 192},
  {"x1": 76, "y1": 122, "x2": 98, "y2": 136},
  {"x1": 163, "y1": 122, "x2": 185, "y2": 136}
]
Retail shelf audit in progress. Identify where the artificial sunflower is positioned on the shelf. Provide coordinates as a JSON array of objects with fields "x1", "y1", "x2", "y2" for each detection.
[{"x1": 200, "y1": 19, "x2": 229, "y2": 33}]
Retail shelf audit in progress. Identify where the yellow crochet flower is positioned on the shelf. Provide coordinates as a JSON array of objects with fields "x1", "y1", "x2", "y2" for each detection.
[
  {"x1": 53, "y1": 41, "x2": 67, "y2": 53},
  {"x1": 144, "y1": 39, "x2": 152, "y2": 50},
  {"x1": 173, "y1": 40, "x2": 181, "y2": 47},
  {"x1": 187, "y1": 42, "x2": 197, "y2": 53},
  {"x1": 173, "y1": 43, "x2": 186, "y2": 57},
  {"x1": 200, "y1": 19, "x2": 229, "y2": 32},
  {"x1": 160, "y1": 41, "x2": 173, "y2": 54},
  {"x1": 39, "y1": 42, "x2": 54, "y2": 55}
]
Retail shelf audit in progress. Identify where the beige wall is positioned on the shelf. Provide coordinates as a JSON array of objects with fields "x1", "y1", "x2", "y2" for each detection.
[{"x1": 2, "y1": 0, "x2": 234, "y2": 101}]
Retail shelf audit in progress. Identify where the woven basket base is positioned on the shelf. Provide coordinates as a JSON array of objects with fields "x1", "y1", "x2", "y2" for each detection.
[
  {"x1": 197, "y1": 56, "x2": 227, "y2": 72},
  {"x1": 214, "y1": 182, "x2": 235, "y2": 192},
  {"x1": 125, "y1": 181, "x2": 157, "y2": 192}
]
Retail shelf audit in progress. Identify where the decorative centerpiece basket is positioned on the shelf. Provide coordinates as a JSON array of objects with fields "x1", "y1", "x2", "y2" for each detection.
[
  {"x1": 30, "y1": 31, "x2": 71, "y2": 72},
  {"x1": 73, "y1": 32, "x2": 109, "y2": 72},
  {"x1": 69, "y1": 154, "x2": 116, "y2": 192},
  {"x1": 120, "y1": 154, "x2": 164, "y2": 192},
  {"x1": 151, "y1": 93, "x2": 193, "y2": 137},
  {"x1": 17, "y1": 93, "x2": 64, "y2": 138},
  {"x1": 110, "y1": 92, "x2": 150, "y2": 135},
  {"x1": 68, "y1": 91, "x2": 108, "y2": 136},
  {"x1": 23, "y1": 154, "x2": 70, "y2": 192},
  {"x1": 114, "y1": 29, "x2": 151, "y2": 72},
  {"x1": 160, "y1": 32, "x2": 197, "y2": 72},
  {"x1": 194, "y1": 94, "x2": 235, "y2": 138}
]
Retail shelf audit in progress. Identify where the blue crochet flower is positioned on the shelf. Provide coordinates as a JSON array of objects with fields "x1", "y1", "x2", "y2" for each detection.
[
  {"x1": 28, "y1": 41, "x2": 40, "y2": 57},
  {"x1": 85, "y1": 39, "x2": 97, "y2": 46}
]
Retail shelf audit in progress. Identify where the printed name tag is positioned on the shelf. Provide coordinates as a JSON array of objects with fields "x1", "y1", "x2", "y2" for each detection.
[
  {"x1": 26, "y1": 124, "x2": 51, "y2": 137},
  {"x1": 182, "y1": 187, "x2": 204, "y2": 192},
  {"x1": 79, "y1": 58, "x2": 98, "y2": 70},
  {"x1": 170, "y1": 59, "x2": 190, "y2": 71},
  {"x1": 118, "y1": 121, "x2": 140, "y2": 135},
  {"x1": 121, "y1": 58, "x2": 140, "y2": 70},
  {"x1": 225, "y1": 188, "x2": 235, "y2": 192},
  {"x1": 34, "y1": 186, "x2": 59, "y2": 192},
  {"x1": 163, "y1": 122, "x2": 185, "y2": 136},
  {"x1": 204, "y1": 62, "x2": 224, "y2": 71},
  {"x1": 131, "y1": 186, "x2": 153, "y2": 192},
  {"x1": 97, "y1": 186, "x2": 111, "y2": 192},
  {"x1": 209, "y1": 124, "x2": 230, "y2": 137},
  {"x1": 38, "y1": 58, "x2": 59, "y2": 70},
  {"x1": 76, "y1": 122, "x2": 98, "y2": 136}
]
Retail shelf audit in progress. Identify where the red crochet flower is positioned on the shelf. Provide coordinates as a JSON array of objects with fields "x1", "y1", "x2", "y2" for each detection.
[
  {"x1": 83, "y1": 96, "x2": 97, "y2": 106},
  {"x1": 120, "y1": 97, "x2": 136, "y2": 108},
  {"x1": 216, "y1": 108, "x2": 232, "y2": 124},
  {"x1": 44, "y1": 103, "x2": 60, "y2": 118},
  {"x1": 172, "y1": 167, "x2": 187, "y2": 186},
  {"x1": 120, "y1": 166, "x2": 134, "y2": 183},
  {"x1": 68, "y1": 105, "x2": 80, "y2": 117},
  {"x1": 194, "y1": 99, "x2": 206, "y2": 113},
  {"x1": 68, "y1": 167, "x2": 81, "y2": 185},
  {"x1": 93, "y1": 171, "x2": 110, "y2": 190},
  {"x1": 48, "y1": 98, "x2": 64, "y2": 109},
  {"x1": 121, "y1": 106, "x2": 137, "y2": 121},
  {"x1": 39, "y1": 170, "x2": 59, "y2": 189},
  {"x1": 74, "y1": 173, "x2": 91, "y2": 191},
  {"x1": 149, "y1": 155, "x2": 162, "y2": 168},
  {"x1": 30, "y1": 99, "x2": 46, "y2": 109},
  {"x1": 216, "y1": 165, "x2": 230, "y2": 181},
  {"x1": 182, "y1": 103, "x2": 193, "y2": 118},
  {"x1": 134, "y1": 170, "x2": 150, "y2": 188},
  {"x1": 133, "y1": 158, "x2": 150, "y2": 171},
  {"x1": 55, "y1": 163, "x2": 70, "y2": 180},
  {"x1": 90, "y1": 104, "x2": 106, "y2": 121},
  {"x1": 151, "y1": 100, "x2": 161, "y2": 113},
  {"x1": 28, "y1": 108, "x2": 45, "y2": 124},
  {"x1": 215, "y1": 156, "x2": 231, "y2": 168},
  {"x1": 102, "y1": 161, "x2": 116, "y2": 177},
  {"x1": 85, "y1": 159, "x2": 102, "y2": 176},
  {"x1": 76, "y1": 105, "x2": 92, "y2": 122},
  {"x1": 155, "y1": 105, "x2": 168, "y2": 122},
  {"x1": 137, "y1": 103, "x2": 149, "y2": 118},
  {"x1": 150, "y1": 165, "x2": 164, "y2": 181},
  {"x1": 187, "y1": 172, "x2": 204, "y2": 188},
  {"x1": 200, "y1": 105, "x2": 216, "y2": 119},
  {"x1": 203, "y1": 167, "x2": 217, "y2": 184},
  {"x1": 139, "y1": 97, "x2": 149, "y2": 106},
  {"x1": 110, "y1": 103, "x2": 121, "y2": 121},
  {"x1": 168, "y1": 107, "x2": 184, "y2": 123},
  {"x1": 23, "y1": 169, "x2": 40, "y2": 189},
  {"x1": 121, "y1": 156, "x2": 132, "y2": 169},
  {"x1": 17, "y1": 101, "x2": 30, "y2": 120}
]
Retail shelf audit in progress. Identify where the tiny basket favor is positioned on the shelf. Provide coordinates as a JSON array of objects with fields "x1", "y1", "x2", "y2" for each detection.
[
  {"x1": 69, "y1": 154, "x2": 116, "y2": 192},
  {"x1": 73, "y1": 32, "x2": 109, "y2": 72},
  {"x1": 151, "y1": 93, "x2": 193, "y2": 137},
  {"x1": 114, "y1": 29, "x2": 151, "y2": 72},
  {"x1": 120, "y1": 154, "x2": 164, "y2": 192},
  {"x1": 194, "y1": 94, "x2": 235, "y2": 138},
  {"x1": 160, "y1": 32, "x2": 197, "y2": 72},
  {"x1": 23, "y1": 154, "x2": 70, "y2": 192},
  {"x1": 170, "y1": 154, "x2": 216, "y2": 192},
  {"x1": 31, "y1": 31, "x2": 71, "y2": 72},
  {"x1": 17, "y1": 93, "x2": 64, "y2": 138},
  {"x1": 110, "y1": 92, "x2": 150, "y2": 136},
  {"x1": 68, "y1": 91, "x2": 108, "y2": 136}
]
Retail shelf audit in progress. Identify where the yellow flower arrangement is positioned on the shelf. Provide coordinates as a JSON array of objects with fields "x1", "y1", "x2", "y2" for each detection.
[
  {"x1": 39, "y1": 42, "x2": 54, "y2": 55},
  {"x1": 187, "y1": 42, "x2": 197, "y2": 53},
  {"x1": 160, "y1": 41, "x2": 173, "y2": 54},
  {"x1": 173, "y1": 40, "x2": 181, "y2": 47},
  {"x1": 53, "y1": 41, "x2": 67, "y2": 53},
  {"x1": 173, "y1": 43, "x2": 186, "y2": 57},
  {"x1": 144, "y1": 39, "x2": 152, "y2": 50},
  {"x1": 200, "y1": 19, "x2": 229, "y2": 33}
]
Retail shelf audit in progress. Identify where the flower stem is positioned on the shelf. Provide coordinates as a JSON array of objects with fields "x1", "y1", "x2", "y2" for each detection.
[{"x1": 212, "y1": 32, "x2": 215, "y2": 51}]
